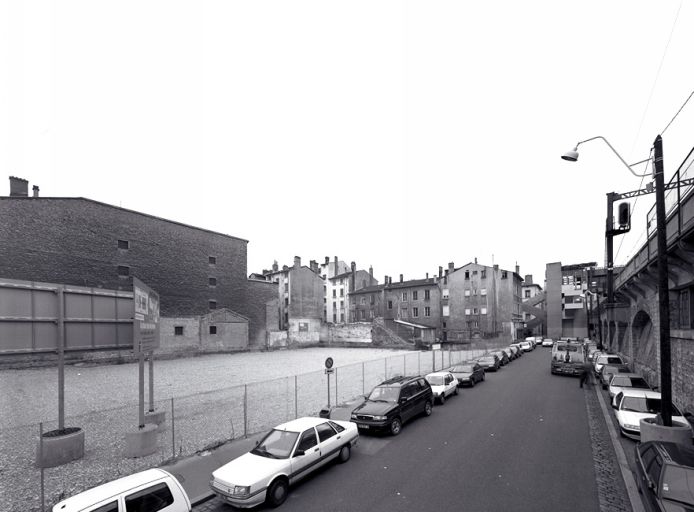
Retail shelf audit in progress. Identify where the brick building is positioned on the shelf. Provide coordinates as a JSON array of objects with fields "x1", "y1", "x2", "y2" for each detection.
[{"x1": 0, "y1": 176, "x2": 267, "y2": 350}]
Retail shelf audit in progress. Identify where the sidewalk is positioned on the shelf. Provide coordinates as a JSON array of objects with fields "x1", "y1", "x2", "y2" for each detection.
[{"x1": 161, "y1": 398, "x2": 362, "y2": 506}]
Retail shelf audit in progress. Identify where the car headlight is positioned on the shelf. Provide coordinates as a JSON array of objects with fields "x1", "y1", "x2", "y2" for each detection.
[
  {"x1": 373, "y1": 415, "x2": 387, "y2": 421},
  {"x1": 623, "y1": 423, "x2": 640, "y2": 431},
  {"x1": 350, "y1": 413, "x2": 358, "y2": 419}
]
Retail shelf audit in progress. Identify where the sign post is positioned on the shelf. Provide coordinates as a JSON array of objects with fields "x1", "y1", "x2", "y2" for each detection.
[
  {"x1": 325, "y1": 357, "x2": 334, "y2": 408},
  {"x1": 133, "y1": 277, "x2": 160, "y2": 429}
]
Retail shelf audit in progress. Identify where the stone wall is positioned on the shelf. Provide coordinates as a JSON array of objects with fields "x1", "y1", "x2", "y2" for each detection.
[{"x1": 326, "y1": 323, "x2": 372, "y2": 343}]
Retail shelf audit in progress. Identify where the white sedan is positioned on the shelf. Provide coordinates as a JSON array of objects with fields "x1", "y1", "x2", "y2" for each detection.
[
  {"x1": 210, "y1": 417, "x2": 358, "y2": 508},
  {"x1": 541, "y1": 338, "x2": 554, "y2": 347},
  {"x1": 613, "y1": 389, "x2": 692, "y2": 440},
  {"x1": 425, "y1": 371, "x2": 459, "y2": 404}
]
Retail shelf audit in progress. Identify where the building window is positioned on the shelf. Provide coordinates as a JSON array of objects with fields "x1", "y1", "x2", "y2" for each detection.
[
  {"x1": 472, "y1": 270, "x2": 477, "y2": 275},
  {"x1": 369, "y1": 310, "x2": 374, "y2": 319},
  {"x1": 370, "y1": 294, "x2": 375, "y2": 305},
  {"x1": 332, "y1": 301, "x2": 336, "y2": 310},
  {"x1": 481, "y1": 307, "x2": 488, "y2": 315},
  {"x1": 209, "y1": 256, "x2": 216, "y2": 265},
  {"x1": 465, "y1": 308, "x2": 471, "y2": 315},
  {"x1": 117, "y1": 265, "x2": 130, "y2": 277},
  {"x1": 413, "y1": 291, "x2": 418, "y2": 300},
  {"x1": 361, "y1": 297, "x2": 366, "y2": 305},
  {"x1": 424, "y1": 289, "x2": 430, "y2": 300},
  {"x1": 324, "y1": 297, "x2": 327, "y2": 304},
  {"x1": 340, "y1": 313, "x2": 344, "y2": 322},
  {"x1": 285, "y1": 297, "x2": 289, "y2": 306},
  {"x1": 473, "y1": 289, "x2": 477, "y2": 296},
  {"x1": 324, "y1": 285, "x2": 327, "y2": 293},
  {"x1": 388, "y1": 300, "x2": 393, "y2": 310},
  {"x1": 465, "y1": 271, "x2": 470, "y2": 279},
  {"x1": 174, "y1": 326, "x2": 184, "y2": 336},
  {"x1": 360, "y1": 310, "x2": 366, "y2": 320},
  {"x1": 284, "y1": 283, "x2": 289, "y2": 292},
  {"x1": 209, "y1": 325, "x2": 217, "y2": 335},
  {"x1": 524, "y1": 289, "x2": 531, "y2": 298},
  {"x1": 472, "y1": 320, "x2": 479, "y2": 328},
  {"x1": 209, "y1": 277, "x2": 217, "y2": 287},
  {"x1": 402, "y1": 292, "x2": 407, "y2": 301},
  {"x1": 340, "y1": 288, "x2": 344, "y2": 297},
  {"x1": 464, "y1": 289, "x2": 471, "y2": 297},
  {"x1": 333, "y1": 313, "x2": 337, "y2": 323},
  {"x1": 117, "y1": 239, "x2": 129, "y2": 250},
  {"x1": 333, "y1": 290, "x2": 337, "y2": 298},
  {"x1": 442, "y1": 305, "x2": 450, "y2": 316},
  {"x1": 502, "y1": 271, "x2": 508, "y2": 279},
  {"x1": 400, "y1": 307, "x2": 408, "y2": 317},
  {"x1": 473, "y1": 308, "x2": 479, "y2": 314},
  {"x1": 340, "y1": 300, "x2": 344, "y2": 308},
  {"x1": 413, "y1": 307, "x2": 419, "y2": 317},
  {"x1": 481, "y1": 288, "x2": 487, "y2": 296},
  {"x1": 481, "y1": 270, "x2": 486, "y2": 279},
  {"x1": 424, "y1": 306, "x2": 431, "y2": 317},
  {"x1": 284, "y1": 312, "x2": 288, "y2": 324},
  {"x1": 209, "y1": 300, "x2": 217, "y2": 310},
  {"x1": 442, "y1": 289, "x2": 449, "y2": 299}
]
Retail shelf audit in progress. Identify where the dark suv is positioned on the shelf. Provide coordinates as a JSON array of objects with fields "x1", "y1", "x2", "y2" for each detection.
[{"x1": 350, "y1": 376, "x2": 434, "y2": 435}]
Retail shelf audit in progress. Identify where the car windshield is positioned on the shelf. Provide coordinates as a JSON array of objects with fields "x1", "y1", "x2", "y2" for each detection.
[
  {"x1": 427, "y1": 376, "x2": 445, "y2": 386},
  {"x1": 612, "y1": 377, "x2": 649, "y2": 389},
  {"x1": 606, "y1": 356, "x2": 623, "y2": 364},
  {"x1": 662, "y1": 466, "x2": 694, "y2": 506},
  {"x1": 620, "y1": 397, "x2": 682, "y2": 415},
  {"x1": 252, "y1": 429, "x2": 299, "y2": 459},
  {"x1": 367, "y1": 386, "x2": 400, "y2": 402},
  {"x1": 479, "y1": 357, "x2": 494, "y2": 363},
  {"x1": 556, "y1": 345, "x2": 579, "y2": 352},
  {"x1": 452, "y1": 365, "x2": 473, "y2": 372}
]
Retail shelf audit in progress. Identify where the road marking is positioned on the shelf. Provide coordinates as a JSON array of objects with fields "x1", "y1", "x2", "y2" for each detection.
[{"x1": 593, "y1": 385, "x2": 645, "y2": 512}]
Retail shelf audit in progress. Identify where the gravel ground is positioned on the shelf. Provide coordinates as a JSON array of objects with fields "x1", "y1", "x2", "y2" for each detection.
[{"x1": 0, "y1": 346, "x2": 496, "y2": 512}]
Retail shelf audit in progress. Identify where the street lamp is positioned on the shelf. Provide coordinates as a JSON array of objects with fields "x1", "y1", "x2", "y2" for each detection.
[{"x1": 562, "y1": 134, "x2": 673, "y2": 427}]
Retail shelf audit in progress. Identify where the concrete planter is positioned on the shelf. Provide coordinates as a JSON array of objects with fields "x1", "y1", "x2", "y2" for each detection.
[
  {"x1": 124, "y1": 424, "x2": 158, "y2": 458},
  {"x1": 36, "y1": 427, "x2": 85, "y2": 468},
  {"x1": 145, "y1": 409, "x2": 166, "y2": 430},
  {"x1": 640, "y1": 417, "x2": 693, "y2": 444}
]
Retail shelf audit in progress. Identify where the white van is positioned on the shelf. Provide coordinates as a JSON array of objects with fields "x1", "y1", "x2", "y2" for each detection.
[{"x1": 52, "y1": 468, "x2": 191, "y2": 512}]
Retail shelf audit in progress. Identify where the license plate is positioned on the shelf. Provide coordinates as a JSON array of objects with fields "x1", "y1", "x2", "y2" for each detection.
[{"x1": 358, "y1": 424, "x2": 369, "y2": 429}]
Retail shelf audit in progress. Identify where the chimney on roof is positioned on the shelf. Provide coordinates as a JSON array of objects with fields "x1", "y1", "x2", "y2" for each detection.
[
  {"x1": 272, "y1": 260, "x2": 279, "y2": 272},
  {"x1": 399, "y1": 274, "x2": 403, "y2": 283},
  {"x1": 384, "y1": 275, "x2": 388, "y2": 285},
  {"x1": 294, "y1": 256, "x2": 301, "y2": 268},
  {"x1": 474, "y1": 257, "x2": 477, "y2": 264},
  {"x1": 283, "y1": 265, "x2": 289, "y2": 271},
  {"x1": 389, "y1": 276, "x2": 393, "y2": 285},
  {"x1": 9, "y1": 176, "x2": 28, "y2": 197},
  {"x1": 309, "y1": 259, "x2": 316, "y2": 272},
  {"x1": 32, "y1": 185, "x2": 39, "y2": 197},
  {"x1": 325, "y1": 256, "x2": 329, "y2": 265},
  {"x1": 350, "y1": 262, "x2": 356, "y2": 292},
  {"x1": 515, "y1": 264, "x2": 520, "y2": 275},
  {"x1": 525, "y1": 274, "x2": 533, "y2": 285},
  {"x1": 426, "y1": 272, "x2": 429, "y2": 279},
  {"x1": 445, "y1": 269, "x2": 449, "y2": 276},
  {"x1": 493, "y1": 264, "x2": 499, "y2": 271},
  {"x1": 448, "y1": 262, "x2": 454, "y2": 271},
  {"x1": 439, "y1": 266, "x2": 443, "y2": 278},
  {"x1": 369, "y1": 266, "x2": 373, "y2": 277}
]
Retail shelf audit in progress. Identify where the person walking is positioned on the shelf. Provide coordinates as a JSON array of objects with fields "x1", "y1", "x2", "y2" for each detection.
[{"x1": 579, "y1": 359, "x2": 592, "y2": 388}]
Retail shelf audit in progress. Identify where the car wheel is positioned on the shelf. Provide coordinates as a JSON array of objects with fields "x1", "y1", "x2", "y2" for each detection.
[
  {"x1": 338, "y1": 444, "x2": 351, "y2": 463},
  {"x1": 439, "y1": 394, "x2": 445, "y2": 405},
  {"x1": 470, "y1": 379, "x2": 475, "y2": 387},
  {"x1": 390, "y1": 418, "x2": 402, "y2": 436},
  {"x1": 424, "y1": 400, "x2": 433, "y2": 416},
  {"x1": 266, "y1": 478, "x2": 289, "y2": 508},
  {"x1": 481, "y1": 373, "x2": 485, "y2": 381},
  {"x1": 454, "y1": 387, "x2": 459, "y2": 396}
]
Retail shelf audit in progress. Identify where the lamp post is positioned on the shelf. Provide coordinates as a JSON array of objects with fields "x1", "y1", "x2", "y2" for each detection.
[{"x1": 562, "y1": 135, "x2": 673, "y2": 427}]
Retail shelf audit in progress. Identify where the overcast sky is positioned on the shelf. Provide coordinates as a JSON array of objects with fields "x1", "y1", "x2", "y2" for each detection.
[{"x1": 3, "y1": 1, "x2": 694, "y2": 286}]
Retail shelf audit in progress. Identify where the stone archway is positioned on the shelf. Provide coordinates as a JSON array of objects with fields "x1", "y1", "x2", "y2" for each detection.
[{"x1": 631, "y1": 310, "x2": 658, "y2": 385}]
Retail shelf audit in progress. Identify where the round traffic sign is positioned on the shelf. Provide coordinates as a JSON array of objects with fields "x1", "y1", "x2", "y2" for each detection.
[{"x1": 325, "y1": 357, "x2": 334, "y2": 369}]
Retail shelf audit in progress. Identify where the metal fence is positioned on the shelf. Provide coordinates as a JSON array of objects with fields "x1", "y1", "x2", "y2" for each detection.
[{"x1": 1, "y1": 342, "x2": 507, "y2": 512}]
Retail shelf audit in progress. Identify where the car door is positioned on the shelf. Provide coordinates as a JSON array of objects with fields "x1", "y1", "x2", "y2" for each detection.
[
  {"x1": 315, "y1": 421, "x2": 341, "y2": 462},
  {"x1": 398, "y1": 383, "x2": 417, "y2": 422},
  {"x1": 444, "y1": 374, "x2": 455, "y2": 396},
  {"x1": 290, "y1": 428, "x2": 321, "y2": 483}
]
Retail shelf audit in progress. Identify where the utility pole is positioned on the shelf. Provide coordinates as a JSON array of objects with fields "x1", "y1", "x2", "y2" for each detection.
[{"x1": 653, "y1": 135, "x2": 673, "y2": 426}]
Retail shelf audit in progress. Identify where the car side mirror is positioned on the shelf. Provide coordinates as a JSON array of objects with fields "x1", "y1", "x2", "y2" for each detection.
[
  {"x1": 611, "y1": 403, "x2": 617, "y2": 409},
  {"x1": 255, "y1": 440, "x2": 260, "y2": 446},
  {"x1": 294, "y1": 449, "x2": 305, "y2": 457},
  {"x1": 399, "y1": 397, "x2": 408, "y2": 404}
]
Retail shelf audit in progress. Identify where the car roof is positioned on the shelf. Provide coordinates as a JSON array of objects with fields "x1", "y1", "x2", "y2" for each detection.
[
  {"x1": 52, "y1": 469, "x2": 173, "y2": 511},
  {"x1": 619, "y1": 389, "x2": 661, "y2": 398},
  {"x1": 426, "y1": 371, "x2": 451, "y2": 377},
  {"x1": 610, "y1": 373, "x2": 643, "y2": 380},
  {"x1": 647, "y1": 441, "x2": 694, "y2": 467},
  {"x1": 377, "y1": 375, "x2": 419, "y2": 387},
  {"x1": 274, "y1": 416, "x2": 337, "y2": 432}
]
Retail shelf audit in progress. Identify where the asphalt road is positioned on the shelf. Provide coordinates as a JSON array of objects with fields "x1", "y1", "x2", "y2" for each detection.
[{"x1": 197, "y1": 347, "x2": 601, "y2": 512}]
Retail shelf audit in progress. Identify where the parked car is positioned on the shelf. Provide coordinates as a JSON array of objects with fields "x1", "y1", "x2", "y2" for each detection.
[
  {"x1": 510, "y1": 342, "x2": 523, "y2": 355},
  {"x1": 599, "y1": 363, "x2": 631, "y2": 389},
  {"x1": 594, "y1": 353, "x2": 626, "y2": 375},
  {"x1": 506, "y1": 346, "x2": 521, "y2": 359},
  {"x1": 541, "y1": 338, "x2": 554, "y2": 347},
  {"x1": 500, "y1": 347, "x2": 515, "y2": 362},
  {"x1": 490, "y1": 350, "x2": 510, "y2": 366},
  {"x1": 519, "y1": 341, "x2": 533, "y2": 352},
  {"x1": 612, "y1": 389, "x2": 692, "y2": 440},
  {"x1": 425, "y1": 371, "x2": 459, "y2": 404},
  {"x1": 351, "y1": 376, "x2": 433, "y2": 435},
  {"x1": 587, "y1": 348, "x2": 602, "y2": 362},
  {"x1": 476, "y1": 355, "x2": 501, "y2": 372},
  {"x1": 449, "y1": 363, "x2": 485, "y2": 387},
  {"x1": 634, "y1": 441, "x2": 694, "y2": 511},
  {"x1": 52, "y1": 469, "x2": 192, "y2": 512},
  {"x1": 525, "y1": 336, "x2": 537, "y2": 348},
  {"x1": 608, "y1": 373, "x2": 651, "y2": 404},
  {"x1": 211, "y1": 417, "x2": 358, "y2": 508}
]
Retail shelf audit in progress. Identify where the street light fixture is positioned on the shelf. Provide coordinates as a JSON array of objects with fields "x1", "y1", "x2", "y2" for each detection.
[{"x1": 562, "y1": 134, "x2": 673, "y2": 427}]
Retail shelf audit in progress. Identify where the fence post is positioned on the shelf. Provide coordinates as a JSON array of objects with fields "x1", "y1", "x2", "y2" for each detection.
[
  {"x1": 40, "y1": 422, "x2": 45, "y2": 512},
  {"x1": 335, "y1": 367, "x2": 338, "y2": 406},
  {"x1": 432, "y1": 349, "x2": 435, "y2": 371},
  {"x1": 171, "y1": 398, "x2": 175, "y2": 458},
  {"x1": 418, "y1": 352, "x2": 421, "y2": 375},
  {"x1": 403, "y1": 354, "x2": 406, "y2": 375},
  {"x1": 244, "y1": 384, "x2": 248, "y2": 438},
  {"x1": 295, "y1": 375, "x2": 298, "y2": 419},
  {"x1": 384, "y1": 358, "x2": 387, "y2": 380}
]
